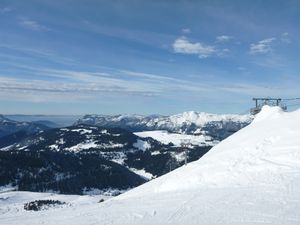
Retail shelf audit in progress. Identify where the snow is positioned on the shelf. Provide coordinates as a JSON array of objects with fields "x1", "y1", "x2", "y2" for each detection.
[
  {"x1": 18, "y1": 145, "x2": 28, "y2": 150},
  {"x1": 145, "y1": 111, "x2": 252, "y2": 131},
  {"x1": 0, "y1": 145, "x2": 14, "y2": 151},
  {"x1": 100, "y1": 130, "x2": 121, "y2": 136},
  {"x1": 66, "y1": 142, "x2": 98, "y2": 152},
  {"x1": 1, "y1": 106, "x2": 300, "y2": 225},
  {"x1": 172, "y1": 151, "x2": 186, "y2": 162},
  {"x1": 64, "y1": 141, "x2": 125, "y2": 152},
  {"x1": 56, "y1": 138, "x2": 65, "y2": 145},
  {"x1": 151, "y1": 151, "x2": 161, "y2": 155},
  {"x1": 168, "y1": 111, "x2": 252, "y2": 127},
  {"x1": 100, "y1": 129, "x2": 108, "y2": 134},
  {"x1": 71, "y1": 128, "x2": 92, "y2": 134},
  {"x1": 0, "y1": 191, "x2": 112, "y2": 224},
  {"x1": 60, "y1": 128, "x2": 69, "y2": 131},
  {"x1": 77, "y1": 111, "x2": 252, "y2": 135},
  {"x1": 49, "y1": 144, "x2": 59, "y2": 151},
  {"x1": 82, "y1": 188, "x2": 124, "y2": 196},
  {"x1": 98, "y1": 142, "x2": 125, "y2": 149},
  {"x1": 102, "y1": 151, "x2": 127, "y2": 165},
  {"x1": 134, "y1": 130, "x2": 214, "y2": 147},
  {"x1": 0, "y1": 184, "x2": 17, "y2": 193},
  {"x1": 128, "y1": 168, "x2": 154, "y2": 180},
  {"x1": 133, "y1": 139, "x2": 151, "y2": 151},
  {"x1": 252, "y1": 105, "x2": 284, "y2": 123}
]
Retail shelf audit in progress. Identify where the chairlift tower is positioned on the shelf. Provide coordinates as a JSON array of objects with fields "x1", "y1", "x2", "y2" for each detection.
[
  {"x1": 181, "y1": 139, "x2": 190, "y2": 166},
  {"x1": 251, "y1": 97, "x2": 287, "y2": 115}
]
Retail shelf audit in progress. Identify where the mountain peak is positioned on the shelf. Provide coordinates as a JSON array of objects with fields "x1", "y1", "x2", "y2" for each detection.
[{"x1": 0, "y1": 115, "x2": 12, "y2": 123}]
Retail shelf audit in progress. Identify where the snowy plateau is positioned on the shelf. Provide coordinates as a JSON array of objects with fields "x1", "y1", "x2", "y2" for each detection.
[{"x1": 1, "y1": 106, "x2": 300, "y2": 225}]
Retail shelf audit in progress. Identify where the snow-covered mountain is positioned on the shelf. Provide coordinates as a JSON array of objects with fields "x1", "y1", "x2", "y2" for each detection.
[
  {"x1": 2, "y1": 106, "x2": 299, "y2": 224},
  {"x1": 75, "y1": 111, "x2": 252, "y2": 141},
  {"x1": 0, "y1": 115, "x2": 49, "y2": 138},
  {"x1": 0, "y1": 124, "x2": 211, "y2": 194},
  {"x1": 0, "y1": 111, "x2": 252, "y2": 195}
]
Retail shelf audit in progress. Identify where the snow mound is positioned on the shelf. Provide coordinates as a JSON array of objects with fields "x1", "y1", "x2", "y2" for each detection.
[{"x1": 252, "y1": 105, "x2": 284, "y2": 123}]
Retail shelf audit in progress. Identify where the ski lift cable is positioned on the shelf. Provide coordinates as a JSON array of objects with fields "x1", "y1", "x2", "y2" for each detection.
[
  {"x1": 283, "y1": 98, "x2": 300, "y2": 101},
  {"x1": 239, "y1": 109, "x2": 251, "y2": 115},
  {"x1": 286, "y1": 103, "x2": 300, "y2": 107}
]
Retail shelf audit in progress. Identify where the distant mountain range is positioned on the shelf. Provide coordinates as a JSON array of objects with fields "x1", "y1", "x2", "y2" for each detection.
[
  {"x1": 4, "y1": 114, "x2": 81, "y2": 127},
  {"x1": 0, "y1": 112, "x2": 252, "y2": 195},
  {"x1": 0, "y1": 115, "x2": 50, "y2": 138},
  {"x1": 75, "y1": 111, "x2": 252, "y2": 141}
]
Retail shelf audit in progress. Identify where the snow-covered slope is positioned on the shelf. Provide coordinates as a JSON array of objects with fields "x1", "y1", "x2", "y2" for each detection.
[
  {"x1": 134, "y1": 130, "x2": 217, "y2": 146},
  {"x1": 2, "y1": 106, "x2": 300, "y2": 225}
]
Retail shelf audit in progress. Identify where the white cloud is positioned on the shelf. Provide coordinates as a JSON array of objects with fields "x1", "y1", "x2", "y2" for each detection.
[
  {"x1": 0, "y1": 44, "x2": 75, "y2": 66},
  {"x1": 216, "y1": 48, "x2": 230, "y2": 57},
  {"x1": 281, "y1": 32, "x2": 291, "y2": 44},
  {"x1": 0, "y1": 64, "x2": 217, "y2": 103},
  {"x1": 0, "y1": 7, "x2": 11, "y2": 13},
  {"x1": 237, "y1": 66, "x2": 246, "y2": 71},
  {"x1": 19, "y1": 19, "x2": 50, "y2": 31},
  {"x1": 0, "y1": 75, "x2": 158, "y2": 103},
  {"x1": 216, "y1": 35, "x2": 233, "y2": 42},
  {"x1": 181, "y1": 28, "x2": 191, "y2": 34},
  {"x1": 173, "y1": 36, "x2": 216, "y2": 58},
  {"x1": 250, "y1": 38, "x2": 276, "y2": 54}
]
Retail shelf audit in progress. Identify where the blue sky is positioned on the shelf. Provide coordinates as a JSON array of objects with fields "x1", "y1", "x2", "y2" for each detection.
[{"x1": 1, "y1": 0, "x2": 300, "y2": 115}]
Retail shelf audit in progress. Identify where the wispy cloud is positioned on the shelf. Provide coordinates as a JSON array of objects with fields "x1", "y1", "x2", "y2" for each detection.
[
  {"x1": 173, "y1": 36, "x2": 216, "y2": 58},
  {"x1": 181, "y1": 28, "x2": 191, "y2": 34},
  {"x1": 216, "y1": 35, "x2": 233, "y2": 42},
  {"x1": 216, "y1": 48, "x2": 230, "y2": 57},
  {"x1": 0, "y1": 7, "x2": 11, "y2": 14},
  {"x1": 218, "y1": 82, "x2": 299, "y2": 98},
  {"x1": 81, "y1": 20, "x2": 174, "y2": 49},
  {"x1": 0, "y1": 75, "x2": 158, "y2": 103},
  {"x1": 250, "y1": 38, "x2": 276, "y2": 54},
  {"x1": 0, "y1": 65, "x2": 197, "y2": 102},
  {"x1": 0, "y1": 44, "x2": 76, "y2": 65},
  {"x1": 19, "y1": 18, "x2": 50, "y2": 31},
  {"x1": 280, "y1": 32, "x2": 291, "y2": 44},
  {"x1": 0, "y1": 65, "x2": 211, "y2": 103},
  {"x1": 120, "y1": 70, "x2": 184, "y2": 82},
  {"x1": 1, "y1": 66, "x2": 299, "y2": 104}
]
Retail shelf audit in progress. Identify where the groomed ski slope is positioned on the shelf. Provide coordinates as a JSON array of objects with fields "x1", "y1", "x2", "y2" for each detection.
[{"x1": 1, "y1": 106, "x2": 300, "y2": 225}]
